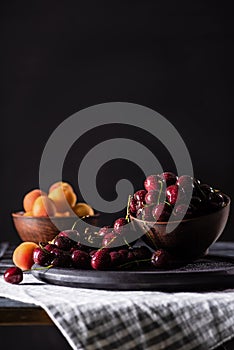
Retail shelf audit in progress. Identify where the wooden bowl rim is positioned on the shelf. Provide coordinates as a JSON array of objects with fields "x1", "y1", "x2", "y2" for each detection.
[
  {"x1": 130, "y1": 193, "x2": 231, "y2": 226},
  {"x1": 12, "y1": 211, "x2": 99, "y2": 220}
]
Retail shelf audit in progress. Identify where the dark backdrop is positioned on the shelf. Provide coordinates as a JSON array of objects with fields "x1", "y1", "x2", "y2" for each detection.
[{"x1": 1, "y1": 1, "x2": 233, "y2": 243}]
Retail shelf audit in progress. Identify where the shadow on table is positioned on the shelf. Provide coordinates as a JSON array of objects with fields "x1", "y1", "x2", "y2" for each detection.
[
  {"x1": 0, "y1": 325, "x2": 234, "y2": 350},
  {"x1": 0, "y1": 326, "x2": 72, "y2": 350}
]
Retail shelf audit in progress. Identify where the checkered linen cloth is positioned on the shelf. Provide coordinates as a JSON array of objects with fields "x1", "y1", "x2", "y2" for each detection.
[{"x1": 1, "y1": 274, "x2": 234, "y2": 350}]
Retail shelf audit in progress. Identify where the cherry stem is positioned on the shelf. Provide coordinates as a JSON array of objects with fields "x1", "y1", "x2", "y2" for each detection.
[
  {"x1": 39, "y1": 242, "x2": 52, "y2": 255},
  {"x1": 157, "y1": 180, "x2": 163, "y2": 205},
  {"x1": 23, "y1": 265, "x2": 53, "y2": 273},
  {"x1": 125, "y1": 195, "x2": 132, "y2": 222},
  {"x1": 71, "y1": 215, "x2": 90, "y2": 230},
  {"x1": 123, "y1": 237, "x2": 131, "y2": 248},
  {"x1": 119, "y1": 258, "x2": 151, "y2": 269}
]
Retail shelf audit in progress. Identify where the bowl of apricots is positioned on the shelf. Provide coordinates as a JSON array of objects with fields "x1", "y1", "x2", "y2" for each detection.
[{"x1": 12, "y1": 181, "x2": 97, "y2": 243}]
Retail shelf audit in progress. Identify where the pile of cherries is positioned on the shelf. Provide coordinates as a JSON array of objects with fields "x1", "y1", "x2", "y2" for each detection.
[
  {"x1": 32, "y1": 220, "x2": 154, "y2": 271},
  {"x1": 130, "y1": 172, "x2": 227, "y2": 222},
  {"x1": 3, "y1": 172, "x2": 228, "y2": 284}
]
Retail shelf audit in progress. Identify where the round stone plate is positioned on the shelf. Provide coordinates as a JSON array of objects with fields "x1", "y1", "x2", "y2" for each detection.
[{"x1": 32, "y1": 256, "x2": 234, "y2": 291}]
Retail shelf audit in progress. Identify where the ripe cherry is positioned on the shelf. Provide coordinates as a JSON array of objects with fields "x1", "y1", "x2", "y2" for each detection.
[
  {"x1": 113, "y1": 217, "x2": 128, "y2": 234},
  {"x1": 129, "y1": 197, "x2": 138, "y2": 214},
  {"x1": 91, "y1": 248, "x2": 111, "y2": 270},
  {"x1": 71, "y1": 250, "x2": 90, "y2": 269},
  {"x1": 144, "y1": 175, "x2": 159, "y2": 192},
  {"x1": 110, "y1": 251, "x2": 123, "y2": 267},
  {"x1": 176, "y1": 175, "x2": 194, "y2": 191},
  {"x1": 98, "y1": 226, "x2": 112, "y2": 236},
  {"x1": 134, "y1": 190, "x2": 147, "y2": 202},
  {"x1": 173, "y1": 204, "x2": 194, "y2": 219},
  {"x1": 33, "y1": 247, "x2": 52, "y2": 266},
  {"x1": 151, "y1": 249, "x2": 174, "y2": 268},
  {"x1": 4, "y1": 267, "x2": 23, "y2": 284},
  {"x1": 145, "y1": 191, "x2": 159, "y2": 205},
  {"x1": 159, "y1": 172, "x2": 177, "y2": 186},
  {"x1": 54, "y1": 236, "x2": 74, "y2": 251},
  {"x1": 208, "y1": 192, "x2": 226, "y2": 209},
  {"x1": 152, "y1": 203, "x2": 172, "y2": 222},
  {"x1": 166, "y1": 185, "x2": 179, "y2": 205}
]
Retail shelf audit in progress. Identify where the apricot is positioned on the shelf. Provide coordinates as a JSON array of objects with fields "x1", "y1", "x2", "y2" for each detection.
[
  {"x1": 32, "y1": 195, "x2": 57, "y2": 217},
  {"x1": 13, "y1": 242, "x2": 38, "y2": 270},
  {"x1": 48, "y1": 181, "x2": 74, "y2": 194},
  {"x1": 23, "y1": 189, "x2": 46, "y2": 212},
  {"x1": 72, "y1": 202, "x2": 94, "y2": 217},
  {"x1": 23, "y1": 211, "x2": 33, "y2": 216},
  {"x1": 55, "y1": 211, "x2": 71, "y2": 217},
  {"x1": 48, "y1": 186, "x2": 77, "y2": 212}
]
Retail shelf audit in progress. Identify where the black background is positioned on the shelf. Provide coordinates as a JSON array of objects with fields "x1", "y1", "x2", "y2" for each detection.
[{"x1": 1, "y1": 1, "x2": 233, "y2": 243}]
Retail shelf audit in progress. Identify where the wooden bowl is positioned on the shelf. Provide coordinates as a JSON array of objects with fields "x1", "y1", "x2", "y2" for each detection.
[
  {"x1": 130, "y1": 194, "x2": 231, "y2": 259},
  {"x1": 12, "y1": 212, "x2": 100, "y2": 244}
]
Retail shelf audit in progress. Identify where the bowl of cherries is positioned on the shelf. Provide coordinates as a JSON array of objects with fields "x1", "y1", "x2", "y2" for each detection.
[{"x1": 130, "y1": 172, "x2": 231, "y2": 259}]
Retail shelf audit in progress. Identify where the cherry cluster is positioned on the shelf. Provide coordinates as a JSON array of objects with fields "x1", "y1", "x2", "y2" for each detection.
[
  {"x1": 30, "y1": 223, "x2": 155, "y2": 270},
  {"x1": 130, "y1": 172, "x2": 227, "y2": 222}
]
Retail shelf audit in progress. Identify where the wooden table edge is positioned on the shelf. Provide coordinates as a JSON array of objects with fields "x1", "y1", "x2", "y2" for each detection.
[{"x1": 0, "y1": 306, "x2": 53, "y2": 325}]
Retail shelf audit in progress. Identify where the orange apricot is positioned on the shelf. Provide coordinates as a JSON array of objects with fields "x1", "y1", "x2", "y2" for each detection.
[
  {"x1": 55, "y1": 211, "x2": 71, "y2": 217},
  {"x1": 48, "y1": 181, "x2": 74, "y2": 194},
  {"x1": 13, "y1": 242, "x2": 38, "y2": 270},
  {"x1": 23, "y1": 189, "x2": 46, "y2": 212},
  {"x1": 23, "y1": 211, "x2": 33, "y2": 216},
  {"x1": 32, "y1": 195, "x2": 57, "y2": 217},
  {"x1": 72, "y1": 202, "x2": 94, "y2": 217},
  {"x1": 48, "y1": 186, "x2": 77, "y2": 212}
]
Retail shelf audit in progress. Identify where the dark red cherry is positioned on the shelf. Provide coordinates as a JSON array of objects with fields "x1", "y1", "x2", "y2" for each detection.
[
  {"x1": 152, "y1": 203, "x2": 172, "y2": 222},
  {"x1": 166, "y1": 185, "x2": 179, "y2": 205},
  {"x1": 91, "y1": 248, "x2": 111, "y2": 270},
  {"x1": 134, "y1": 190, "x2": 147, "y2": 202},
  {"x1": 145, "y1": 191, "x2": 159, "y2": 205},
  {"x1": 50, "y1": 247, "x2": 64, "y2": 257},
  {"x1": 159, "y1": 172, "x2": 177, "y2": 186},
  {"x1": 176, "y1": 175, "x2": 194, "y2": 191},
  {"x1": 208, "y1": 192, "x2": 226, "y2": 209},
  {"x1": 54, "y1": 236, "x2": 74, "y2": 251},
  {"x1": 51, "y1": 254, "x2": 71, "y2": 267},
  {"x1": 173, "y1": 204, "x2": 194, "y2": 219},
  {"x1": 113, "y1": 217, "x2": 128, "y2": 234},
  {"x1": 151, "y1": 249, "x2": 174, "y2": 268},
  {"x1": 129, "y1": 197, "x2": 138, "y2": 214},
  {"x1": 190, "y1": 196, "x2": 203, "y2": 210},
  {"x1": 33, "y1": 247, "x2": 52, "y2": 266},
  {"x1": 136, "y1": 201, "x2": 145, "y2": 210},
  {"x1": 89, "y1": 250, "x2": 97, "y2": 257},
  {"x1": 200, "y1": 184, "x2": 215, "y2": 195},
  {"x1": 144, "y1": 175, "x2": 159, "y2": 192},
  {"x1": 98, "y1": 226, "x2": 112, "y2": 236},
  {"x1": 4, "y1": 267, "x2": 23, "y2": 284},
  {"x1": 44, "y1": 244, "x2": 57, "y2": 252},
  {"x1": 71, "y1": 250, "x2": 90, "y2": 269},
  {"x1": 133, "y1": 246, "x2": 152, "y2": 260},
  {"x1": 118, "y1": 249, "x2": 129, "y2": 261},
  {"x1": 110, "y1": 251, "x2": 123, "y2": 267}
]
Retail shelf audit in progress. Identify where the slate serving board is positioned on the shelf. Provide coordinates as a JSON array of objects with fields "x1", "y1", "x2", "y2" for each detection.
[{"x1": 32, "y1": 255, "x2": 234, "y2": 292}]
